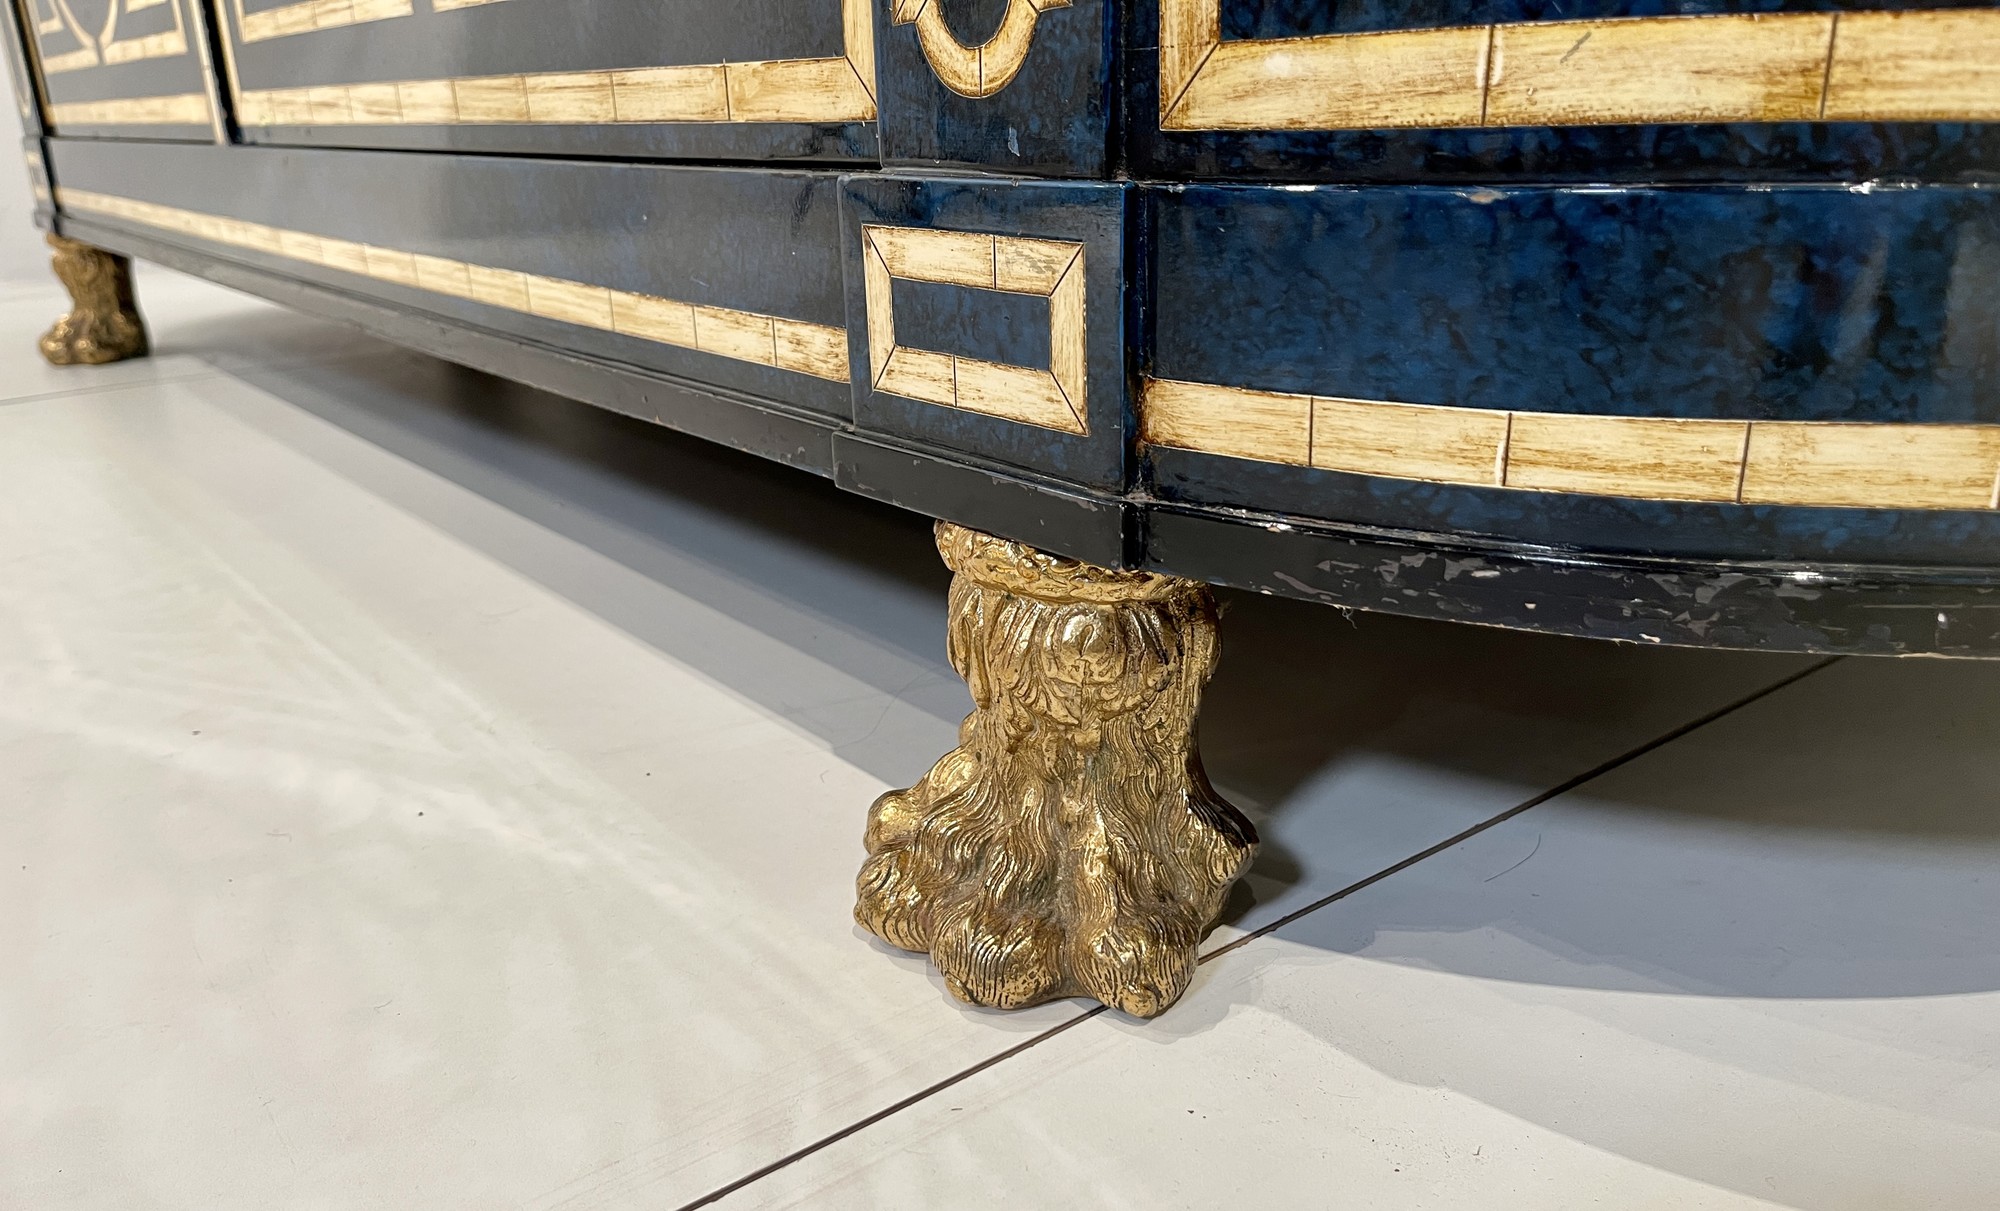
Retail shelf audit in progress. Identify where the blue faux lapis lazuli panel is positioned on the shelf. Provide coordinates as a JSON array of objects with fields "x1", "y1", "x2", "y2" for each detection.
[
  {"x1": 1218, "y1": 0, "x2": 2000, "y2": 41},
  {"x1": 1151, "y1": 183, "x2": 2000, "y2": 425}
]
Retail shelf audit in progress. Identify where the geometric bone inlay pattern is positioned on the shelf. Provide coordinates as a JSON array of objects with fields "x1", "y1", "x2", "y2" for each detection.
[
  {"x1": 1143, "y1": 377, "x2": 2000, "y2": 510},
  {"x1": 862, "y1": 225, "x2": 1087, "y2": 435},
  {"x1": 30, "y1": 0, "x2": 190, "y2": 73},
  {"x1": 24, "y1": 0, "x2": 216, "y2": 130},
  {"x1": 1160, "y1": 4, "x2": 2000, "y2": 129},
  {"x1": 56, "y1": 188, "x2": 851, "y2": 382},
  {"x1": 891, "y1": 0, "x2": 1071, "y2": 99}
]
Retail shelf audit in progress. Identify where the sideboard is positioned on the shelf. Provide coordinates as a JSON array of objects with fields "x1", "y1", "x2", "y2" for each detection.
[{"x1": 7, "y1": 0, "x2": 1999, "y2": 1017}]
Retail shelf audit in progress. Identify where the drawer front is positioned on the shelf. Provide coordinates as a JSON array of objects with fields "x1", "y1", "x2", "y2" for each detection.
[
  {"x1": 16, "y1": 0, "x2": 221, "y2": 140},
  {"x1": 49, "y1": 138, "x2": 853, "y2": 418},
  {"x1": 1131, "y1": 0, "x2": 2000, "y2": 183},
  {"x1": 216, "y1": 0, "x2": 877, "y2": 162},
  {"x1": 1141, "y1": 181, "x2": 2000, "y2": 568}
]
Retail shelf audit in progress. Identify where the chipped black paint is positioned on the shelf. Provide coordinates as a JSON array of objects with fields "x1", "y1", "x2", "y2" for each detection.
[{"x1": 1146, "y1": 507, "x2": 2000, "y2": 657}]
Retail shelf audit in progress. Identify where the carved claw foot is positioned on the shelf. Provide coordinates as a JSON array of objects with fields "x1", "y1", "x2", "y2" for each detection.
[
  {"x1": 39, "y1": 234, "x2": 148, "y2": 366},
  {"x1": 856, "y1": 522, "x2": 1256, "y2": 1018}
]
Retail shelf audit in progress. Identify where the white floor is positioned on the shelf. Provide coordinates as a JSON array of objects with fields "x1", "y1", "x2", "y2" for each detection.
[{"x1": 2, "y1": 267, "x2": 1996, "y2": 1210}]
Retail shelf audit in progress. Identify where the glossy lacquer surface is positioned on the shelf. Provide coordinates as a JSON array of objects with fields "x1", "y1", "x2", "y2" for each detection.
[
  {"x1": 48, "y1": 139, "x2": 852, "y2": 418},
  {"x1": 16, "y1": 0, "x2": 219, "y2": 141},
  {"x1": 844, "y1": 173, "x2": 1128, "y2": 487},
  {"x1": 1133, "y1": 0, "x2": 2000, "y2": 182},
  {"x1": 875, "y1": 0, "x2": 1115, "y2": 176},
  {"x1": 1145, "y1": 182, "x2": 2000, "y2": 567},
  {"x1": 216, "y1": 0, "x2": 877, "y2": 162}
]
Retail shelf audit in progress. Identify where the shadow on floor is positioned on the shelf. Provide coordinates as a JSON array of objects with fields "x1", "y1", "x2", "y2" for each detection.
[{"x1": 211, "y1": 318, "x2": 2000, "y2": 1010}]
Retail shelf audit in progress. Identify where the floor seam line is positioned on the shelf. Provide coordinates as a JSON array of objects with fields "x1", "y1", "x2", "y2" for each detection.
[
  {"x1": 1196, "y1": 653, "x2": 1846, "y2": 967},
  {"x1": 661, "y1": 656, "x2": 1842, "y2": 1209},
  {"x1": 670, "y1": 1005, "x2": 1108, "y2": 1211},
  {"x1": 0, "y1": 366, "x2": 235, "y2": 408}
]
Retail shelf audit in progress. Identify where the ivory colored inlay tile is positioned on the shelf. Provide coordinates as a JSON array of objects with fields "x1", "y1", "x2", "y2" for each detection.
[
  {"x1": 1143, "y1": 379, "x2": 1312, "y2": 466},
  {"x1": 1312, "y1": 396, "x2": 1510, "y2": 484},
  {"x1": 1487, "y1": 13, "x2": 1835, "y2": 127},
  {"x1": 1824, "y1": 9, "x2": 2000, "y2": 121},
  {"x1": 1504, "y1": 413, "x2": 1748, "y2": 501},
  {"x1": 1741, "y1": 421, "x2": 2000, "y2": 510}
]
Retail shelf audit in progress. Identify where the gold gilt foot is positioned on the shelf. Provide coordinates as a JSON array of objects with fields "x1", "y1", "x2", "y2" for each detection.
[
  {"x1": 39, "y1": 233, "x2": 148, "y2": 366},
  {"x1": 857, "y1": 522, "x2": 1256, "y2": 1018}
]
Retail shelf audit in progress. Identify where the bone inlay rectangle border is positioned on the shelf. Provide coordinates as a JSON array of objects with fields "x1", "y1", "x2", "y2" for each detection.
[
  {"x1": 863, "y1": 225, "x2": 1086, "y2": 435},
  {"x1": 228, "y1": 0, "x2": 876, "y2": 125},
  {"x1": 1160, "y1": 5, "x2": 2000, "y2": 129},
  {"x1": 1141, "y1": 378, "x2": 2000, "y2": 511},
  {"x1": 57, "y1": 188, "x2": 849, "y2": 382}
]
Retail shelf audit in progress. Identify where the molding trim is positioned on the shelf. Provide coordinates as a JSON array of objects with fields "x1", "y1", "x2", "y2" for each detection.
[
  {"x1": 1142, "y1": 377, "x2": 2000, "y2": 511},
  {"x1": 863, "y1": 225, "x2": 1087, "y2": 435},
  {"x1": 1160, "y1": 5, "x2": 2000, "y2": 131},
  {"x1": 57, "y1": 187, "x2": 850, "y2": 382}
]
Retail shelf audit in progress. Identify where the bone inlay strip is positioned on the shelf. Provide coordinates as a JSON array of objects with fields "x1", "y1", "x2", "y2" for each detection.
[
  {"x1": 58, "y1": 188, "x2": 849, "y2": 382},
  {"x1": 1160, "y1": 4, "x2": 2000, "y2": 129},
  {"x1": 236, "y1": 61, "x2": 874, "y2": 126},
  {"x1": 1140, "y1": 377, "x2": 2000, "y2": 511},
  {"x1": 100, "y1": 28, "x2": 190, "y2": 65},
  {"x1": 237, "y1": 0, "x2": 412, "y2": 43},
  {"x1": 49, "y1": 94, "x2": 212, "y2": 126},
  {"x1": 39, "y1": 48, "x2": 103, "y2": 73}
]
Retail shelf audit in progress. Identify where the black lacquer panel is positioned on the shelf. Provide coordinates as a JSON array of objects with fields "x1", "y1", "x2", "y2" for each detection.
[
  {"x1": 48, "y1": 138, "x2": 853, "y2": 418},
  {"x1": 17, "y1": 0, "x2": 218, "y2": 141},
  {"x1": 875, "y1": 0, "x2": 1116, "y2": 177},
  {"x1": 216, "y1": 0, "x2": 878, "y2": 162}
]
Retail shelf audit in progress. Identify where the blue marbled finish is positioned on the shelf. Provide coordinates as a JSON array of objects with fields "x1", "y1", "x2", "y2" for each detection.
[
  {"x1": 876, "y1": 0, "x2": 1114, "y2": 176},
  {"x1": 50, "y1": 139, "x2": 854, "y2": 419},
  {"x1": 843, "y1": 174, "x2": 1130, "y2": 486},
  {"x1": 1151, "y1": 183, "x2": 2000, "y2": 424},
  {"x1": 1129, "y1": 1, "x2": 2000, "y2": 183},
  {"x1": 891, "y1": 277, "x2": 1054, "y2": 370},
  {"x1": 1147, "y1": 179, "x2": 2000, "y2": 567},
  {"x1": 1221, "y1": 0, "x2": 2000, "y2": 41}
]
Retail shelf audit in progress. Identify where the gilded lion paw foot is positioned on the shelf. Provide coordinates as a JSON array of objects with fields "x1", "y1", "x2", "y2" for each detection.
[
  {"x1": 854, "y1": 523, "x2": 1256, "y2": 1019},
  {"x1": 39, "y1": 235, "x2": 148, "y2": 366}
]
